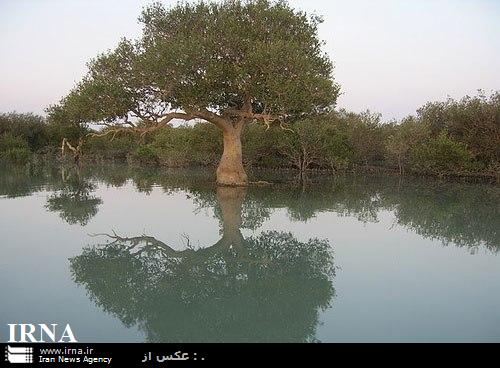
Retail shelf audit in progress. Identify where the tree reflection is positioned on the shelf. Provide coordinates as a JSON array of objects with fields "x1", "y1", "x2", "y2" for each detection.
[
  {"x1": 0, "y1": 162, "x2": 55, "y2": 198},
  {"x1": 45, "y1": 167, "x2": 102, "y2": 225},
  {"x1": 386, "y1": 180, "x2": 500, "y2": 253},
  {"x1": 1, "y1": 162, "x2": 497, "y2": 252},
  {"x1": 69, "y1": 187, "x2": 335, "y2": 342}
]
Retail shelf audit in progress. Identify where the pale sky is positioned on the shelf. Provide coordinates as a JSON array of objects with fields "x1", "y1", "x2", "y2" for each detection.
[{"x1": 0, "y1": 0, "x2": 499, "y2": 121}]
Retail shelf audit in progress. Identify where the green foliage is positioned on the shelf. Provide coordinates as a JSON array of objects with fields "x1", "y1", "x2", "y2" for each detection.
[
  {"x1": 385, "y1": 90, "x2": 499, "y2": 177},
  {"x1": 323, "y1": 132, "x2": 353, "y2": 171},
  {"x1": 0, "y1": 133, "x2": 32, "y2": 162},
  {"x1": 241, "y1": 124, "x2": 288, "y2": 168},
  {"x1": 0, "y1": 113, "x2": 49, "y2": 152},
  {"x1": 47, "y1": 0, "x2": 338, "y2": 131},
  {"x1": 86, "y1": 133, "x2": 137, "y2": 160},
  {"x1": 274, "y1": 118, "x2": 331, "y2": 171},
  {"x1": 151, "y1": 124, "x2": 222, "y2": 167},
  {"x1": 385, "y1": 117, "x2": 430, "y2": 174},
  {"x1": 139, "y1": 0, "x2": 338, "y2": 114},
  {"x1": 0, "y1": 147, "x2": 31, "y2": 162},
  {"x1": 131, "y1": 144, "x2": 158, "y2": 165},
  {"x1": 1, "y1": 88, "x2": 498, "y2": 180},
  {"x1": 264, "y1": 111, "x2": 383, "y2": 172},
  {"x1": 410, "y1": 132, "x2": 472, "y2": 175},
  {"x1": 45, "y1": 121, "x2": 88, "y2": 150},
  {"x1": 417, "y1": 91, "x2": 500, "y2": 166},
  {"x1": 339, "y1": 110, "x2": 386, "y2": 166}
]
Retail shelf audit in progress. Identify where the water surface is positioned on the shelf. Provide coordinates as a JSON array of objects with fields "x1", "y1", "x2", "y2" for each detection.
[{"x1": 0, "y1": 163, "x2": 499, "y2": 342}]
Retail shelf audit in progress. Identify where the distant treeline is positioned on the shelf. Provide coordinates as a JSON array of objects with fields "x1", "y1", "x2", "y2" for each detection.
[{"x1": 1, "y1": 91, "x2": 499, "y2": 180}]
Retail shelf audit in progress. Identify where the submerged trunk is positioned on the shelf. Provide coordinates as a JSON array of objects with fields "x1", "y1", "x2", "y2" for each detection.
[{"x1": 216, "y1": 128, "x2": 248, "y2": 186}]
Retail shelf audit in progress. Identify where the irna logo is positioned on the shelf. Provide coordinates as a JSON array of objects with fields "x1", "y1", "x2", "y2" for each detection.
[{"x1": 7, "y1": 324, "x2": 77, "y2": 343}]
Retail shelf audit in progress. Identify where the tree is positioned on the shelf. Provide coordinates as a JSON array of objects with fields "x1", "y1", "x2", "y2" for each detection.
[
  {"x1": 385, "y1": 116, "x2": 430, "y2": 175},
  {"x1": 0, "y1": 133, "x2": 32, "y2": 162},
  {"x1": 274, "y1": 118, "x2": 326, "y2": 174},
  {"x1": 46, "y1": 0, "x2": 338, "y2": 185},
  {"x1": 0, "y1": 113, "x2": 48, "y2": 152},
  {"x1": 410, "y1": 131, "x2": 472, "y2": 176},
  {"x1": 416, "y1": 91, "x2": 500, "y2": 168},
  {"x1": 339, "y1": 110, "x2": 385, "y2": 167}
]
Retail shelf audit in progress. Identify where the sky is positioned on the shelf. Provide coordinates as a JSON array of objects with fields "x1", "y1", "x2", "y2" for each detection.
[{"x1": 0, "y1": 0, "x2": 499, "y2": 121}]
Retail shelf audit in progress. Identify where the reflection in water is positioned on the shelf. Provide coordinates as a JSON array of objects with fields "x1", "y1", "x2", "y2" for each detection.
[
  {"x1": 0, "y1": 163, "x2": 54, "y2": 198},
  {"x1": 69, "y1": 187, "x2": 335, "y2": 342},
  {"x1": 388, "y1": 183, "x2": 499, "y2": 252},
  {"x1": 1, "y1": 163, "x2": 499, "y2": 342},
  {"x1": 0, "y1": 163, "x2": 498, "y2": 251},
  {"x1": 45, "y1": 167, "x2": 102, "y2": 226}
]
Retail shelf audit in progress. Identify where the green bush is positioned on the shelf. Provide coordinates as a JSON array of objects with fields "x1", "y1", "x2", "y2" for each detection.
[
  {"x1": 410, "y1": 132, "x2": 472, "y2": 174},
  {"x1": 0, "y1": 133, "x2": 32, "y2": 162},
  {"x1": 151, "y1": 124, "x2": 221, "y2": 167},
  {"x1": 131, "y1": 145, "x2": 158, "y2": 165},
  {"x1": 86, "y1": 134, "x2": 137, "y2": 159},
  {"x1": 323, "y1": 132, "x2": 354, "y2": 171},
  {"x1": 417, "y1": 91, "x2": 500, "y2": 167},
  {"x1": 0, "y1": 113, "x2": 48, "y2": 152},
  {"x1": 1, "y1": 147, "x2": 32, "y2": 162},
  {"x1": 385, "y1": 117, "x2": 430, "y2": 174},
  {"x1": 335, "y1": 110, "x2": 386, "y2": 166},
  {"x1": 242, "y1": 124, "x2": 284, "y2": 167}
]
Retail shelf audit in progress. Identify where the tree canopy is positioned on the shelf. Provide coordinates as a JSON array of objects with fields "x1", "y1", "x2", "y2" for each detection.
[{"x1": 48, "y1": 0, "x2": 338, "y2": 133}]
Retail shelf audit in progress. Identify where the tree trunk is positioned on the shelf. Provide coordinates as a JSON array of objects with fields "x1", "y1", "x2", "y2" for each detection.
[{"x1": 216, "y1": 128, "x2": 248, "y2": 186}]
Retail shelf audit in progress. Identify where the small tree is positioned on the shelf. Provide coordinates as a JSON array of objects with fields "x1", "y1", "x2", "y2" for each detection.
[
  {"x1": 0, "y1": 113, "x2": 48, "y2": 152},
  {"x1": 275, "y1": 118, "x2": 326, "y2": 173},
  {"x1": 273, "y1": 115, "x2": 353, "y2": 174},
  {"x1": 338, "y1": 110, "x2": 384, "y2": 167},
  {"x1": 410, "y1": 132, "x2": 472, "y2": 175},
  {"x1": 386, "y1": 116, "x2": 430, "y2": 175},
  {"x1": 47, "y1": 0, "x2": 338, "y2": 185},
  {"x1": 416, "y1": 91, "x2": 500, "y2": 167}
]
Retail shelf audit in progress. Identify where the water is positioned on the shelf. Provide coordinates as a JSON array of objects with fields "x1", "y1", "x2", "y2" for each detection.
[{"x1": 0, "y1": 163, "x2": 499, "y2": 342}]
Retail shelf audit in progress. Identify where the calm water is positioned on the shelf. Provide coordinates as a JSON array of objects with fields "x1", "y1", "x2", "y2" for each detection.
[{"x1": 0, "y1": 163, "x2": 499, "y2": 343}]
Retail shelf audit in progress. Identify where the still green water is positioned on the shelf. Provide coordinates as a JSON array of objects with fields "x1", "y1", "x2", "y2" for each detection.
[{"x1": 0, "y1": 163, "x2": 499, "y2": 342}]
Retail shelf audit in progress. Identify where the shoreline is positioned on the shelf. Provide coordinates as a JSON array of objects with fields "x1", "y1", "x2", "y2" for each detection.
[{"x1": 3, "y1": 154, "x2": 498, "y2": 185}]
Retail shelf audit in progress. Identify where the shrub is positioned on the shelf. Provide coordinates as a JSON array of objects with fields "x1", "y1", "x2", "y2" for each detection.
[
  {"x1": 338, "y1": 110, "x2": 386, "y2": 167},
  {"x1": 151, "y1": 124, "x2": 221, "y2": 167},
  {"x1": 417, "y1": 91, "x2": 500, "y2": 167},
  {"x1": 130, "y1": 145, "x2": 158, "y2": 165},
  {"x1": 410, "y1": 132, "x2": 472, "y2": 175},
  {"x1": 0, "y1": 133, "x2": 32, "y2": 162},
  {"x1": 0, "y1": 112, "x2": 48, "y2": 152},
  {"x1": 86, "y1": 134, "x2": 137, "y2": 160},
  {"x1": 242, "y1": 124, "x2": 285, "y2": 168},
  {"x1": 385, "y1": 117, "x2": 430, "y2": 174}
]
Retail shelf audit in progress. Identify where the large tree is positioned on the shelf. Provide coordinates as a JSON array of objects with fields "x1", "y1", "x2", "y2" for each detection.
[{"x1": 47, "y1": 0, "x2": 339, "y2": 185}]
